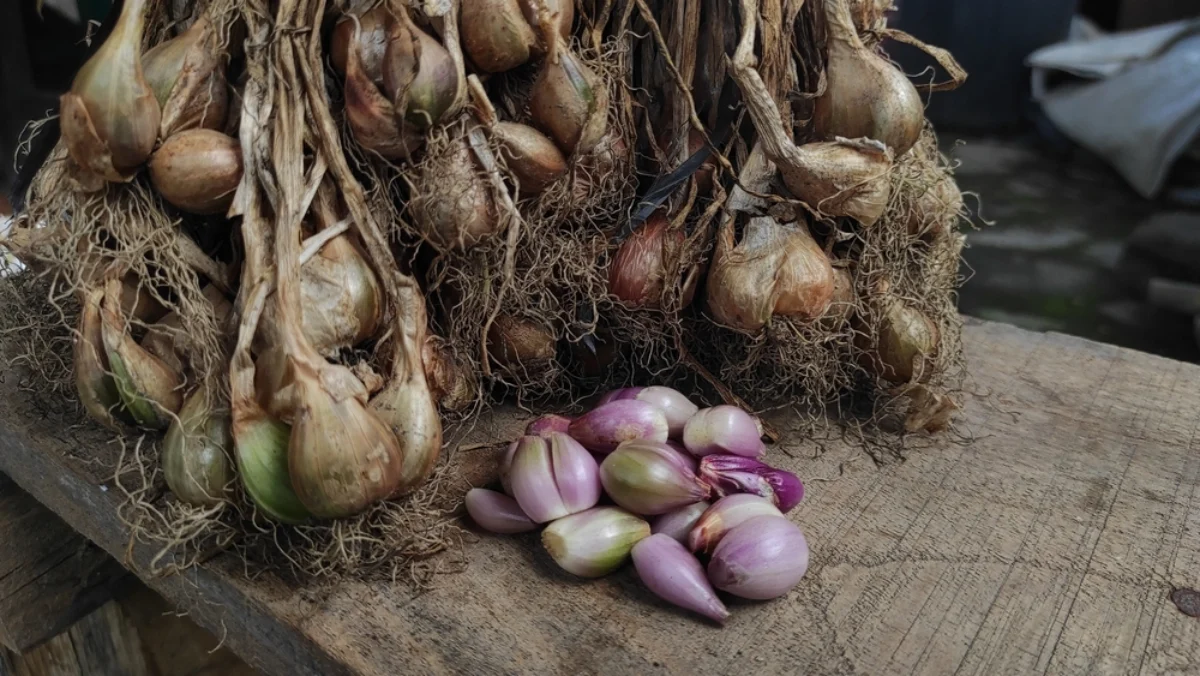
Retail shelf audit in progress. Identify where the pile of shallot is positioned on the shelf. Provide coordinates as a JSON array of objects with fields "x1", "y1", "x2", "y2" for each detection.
[{"x1": 467, "y1": 386, "x2": 809, "y2": 624}]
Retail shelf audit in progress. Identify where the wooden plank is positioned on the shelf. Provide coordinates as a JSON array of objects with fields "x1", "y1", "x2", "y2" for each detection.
[
  {"x1": 6, "y1": 601, "x2": 152, "y2": 676},
  {"x1": 1, "y1": 319, "x2": 1200, "y2": 675},
  {"x1": 0, "y1": 475, "x2": 128, "y2": 654}
]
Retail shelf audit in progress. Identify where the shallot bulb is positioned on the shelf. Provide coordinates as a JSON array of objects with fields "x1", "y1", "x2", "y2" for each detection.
[
  {"x1": 859, "y1": 294, "x2": 940, "y2": 384},
  {"x1": 342, "y1": 16, "x2": 425, "y2": 160},
  {"x1": 599, "y1": 441, "x2": 711, "y2": 515},
  {"x1": 411, "y1": 128, "x2": 499, "y2": 250},
  {"x1": 706, "y1": 217, "x2": 835, "y2": 333},
  {"x1": 465, "y1": 488, "x2": 537, "y2": 534},
  {"x1": 632, "y1": 534, "x2": 729, "y2": 624},
  {"x1": 60, "y1": 0, "x2": 160, "y2": 181},
  {"x1": 598, "y1": 386, "x2": 698, "y2": 439},
  {"x1": 520, "y1": 0, "x2": 574, "y2": 54},
  {"x1": 568, "y1": 400, "x2": 670, "y2": 454},
  {"x1": 529, "y1": 15, "x2": 608, "y2": 156},
  {"x1": 461, "y1": 0, "x2": 538, "y2": 73},
  {"x1": 74, "y1": 288, "x2": 126, "y2": 430},
  {"x1": 486, "y1": 315, "x2": 557, "y2": 370},
  {"x1": 381, "y1": 10, "x2": 458, "y2": 129},
  {"x1": 707, "y1": 515, "x2": 810, "y2": 600},
  {"x1": 99, "y1": 278, "x2": 183, "y2": 430},
  {"x1": 608, "y1": 214, "x2": 693, "y2": 310},
  {"x1": 330, "y1": 7, "x2": 390, "y2": 82},
  {"x1": 509, "y1": 433, "x2": 601, "y2": 522},
  {"x1": 492, "y1": 122, "x2": 568, "y2": 195},
  {"x1": 142, "y1": 15, "x2": 228, "y2": 137},
  {"x1": 688, "y1": 494, "x2": 783, "y2": 555},
  {"x1": 148, "y1": 129, "x2": 243, "y2": 215},
  {"x1": 467, "y1": 75, "x2": 567, "y2": 195},
  {"x1": 163, "y1": 386, "x2": 233, "y2": 507},
  {"x1": 650, "y1": 501, "x2": 710, "y2": 544},
  {"x1": 814, "y1": 0, "x2": 924, "y2": 155},
  {"x1": 729, "y1": 14, "x2": 892, "y2": 226},
  {"x1": 682, "y1": 406, "x2": 765, "y2": 458},
  {"x1": 525, "y1": 414, "x2": 573, "y2": 437},
  {"x1": 542, "y1": 507, "x2": 650, "y2": 578}
]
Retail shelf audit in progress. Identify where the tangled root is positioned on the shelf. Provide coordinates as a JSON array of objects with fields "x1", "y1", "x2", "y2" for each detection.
[{"x1": 15, "y1": 152, "x2": 231, "y2": 400}]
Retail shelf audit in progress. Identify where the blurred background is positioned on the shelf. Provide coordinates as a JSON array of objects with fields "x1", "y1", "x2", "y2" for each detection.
[{"x1": 2, "y1": 0, "x2": 1200, "y2": 362}]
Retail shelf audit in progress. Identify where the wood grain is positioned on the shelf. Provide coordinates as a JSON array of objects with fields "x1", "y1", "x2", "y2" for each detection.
[
  {"x1": 1, "y1": 319, "x2": 1199, "y2": 675},
  {"x1": 0, "y1": 476, "x2": 127, "y2": 654},
  {"x1": 7, "y1": 602, "x2": 151, "y2": 676}
]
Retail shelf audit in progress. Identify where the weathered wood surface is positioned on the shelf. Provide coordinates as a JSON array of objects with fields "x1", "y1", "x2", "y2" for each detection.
[
  {"x1": 5, "y1": 601, "x2": 152, "y2": 676},
  {"x1": 2, "y1": 319, "x2": 1200, "y2": 675},
  {"x1": 0, "y1": 475, "x2": 127, "y2": 654}
]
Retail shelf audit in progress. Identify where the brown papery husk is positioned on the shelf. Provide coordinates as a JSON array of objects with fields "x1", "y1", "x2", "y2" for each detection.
[
  {"x1": 524, "y1": 40, "x2": 635, "y2": 229},
  {"x1": 15, "y1": 156, "x2": 230, "y2": 403},
  {"x1": 706, "y1": 215, "x2": 836, "y2": 333},
  {"x1": 143, "y1": 14, "x2": 231, "y2": 138},
  {"x1": 342, "y1": 17, "x2": 425, "y2": 161},
  {"x1": 148, "y1": 129, "x2": 243, "y2": 215},
  {"x1": 847, "y1": 128, "x2": 966, "y2": 436},
  {"x1": 520, "y1": 0, "x2": 574, "y2": 55},
  {"x1": 492, "y1": 122, "x2": 568, "y2": 195},
  {"x1": 460, "y1": 0, "x2": 538, "y2": 73},
  {"x1": 5, "y1": 0, "x2": 472, "y2": 583},
  {"x1": 330, "y1": 6, "x2": 390, "y2": 82},
  {"x1": 406, "y1": 119, "x2": 500, "y2": 251},
  {"x1": 813, "y1": 0, "x2": 923, "y2": 155},
  {"x1": 380, "y1": 9, "x2": 459, "y2": 130}
]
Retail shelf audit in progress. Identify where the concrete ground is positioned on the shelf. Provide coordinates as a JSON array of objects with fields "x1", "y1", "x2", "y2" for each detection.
[{"x1": 947, "y1": 136, "x2": 1200, "y2": 362}]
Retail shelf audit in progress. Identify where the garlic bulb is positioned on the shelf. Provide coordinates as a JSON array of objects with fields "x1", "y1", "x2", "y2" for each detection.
[
  {"x1": 60, "y1": 0, "x2": 160, "y2": 181},
  {"x1": 163, "y1": 386, "x2": 233, "y2": 507},
  {"x1": 149, "y1": 129, "x2": 243, "y2": 215},
  {"x1": 142, "y1": 15, "x2": 229, "y2": 137},
  {"x1": 706, "y1": 217, "x2": 835, "y2": 332},
  {"x1": 381, "y1": 10, "x2": 458, "y2": 129}
]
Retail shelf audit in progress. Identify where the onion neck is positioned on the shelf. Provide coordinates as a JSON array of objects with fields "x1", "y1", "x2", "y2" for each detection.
[
  {"x1": 824, "y1": 0, "x2": 866, "y2": 49},
  {"x1": 113, "y1": 0, "x2": 151, "y2": 54}
]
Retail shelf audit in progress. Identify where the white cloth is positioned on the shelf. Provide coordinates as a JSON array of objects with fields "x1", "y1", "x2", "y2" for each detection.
[{"x1": 1027, "y1": 19, "x2": 1200, "y2": 198}]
